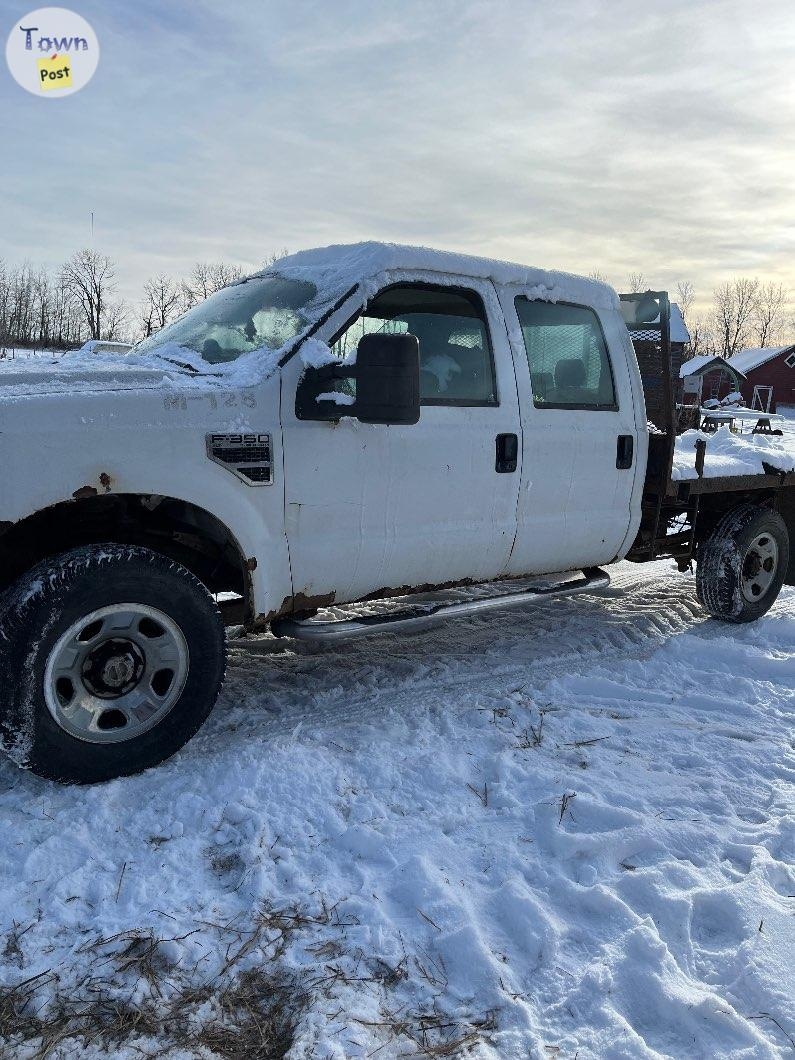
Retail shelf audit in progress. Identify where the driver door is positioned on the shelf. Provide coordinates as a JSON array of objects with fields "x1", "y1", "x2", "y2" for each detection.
[{"x1": 279, "y1": 276, "x2": 522, "y2": 605}]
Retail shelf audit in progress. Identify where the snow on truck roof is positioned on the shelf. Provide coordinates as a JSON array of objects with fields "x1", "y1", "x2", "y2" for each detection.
[{"x1": 271, "y1": 241, "x2": 620, "y2": 311}]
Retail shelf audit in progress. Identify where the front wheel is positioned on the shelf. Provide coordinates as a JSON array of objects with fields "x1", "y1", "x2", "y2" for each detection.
[
  {"x1": 696, "y1": 505, "x2": 789, "y2": 623},
  {"x1": 0, "y1": 544, "x2": 226, "y2": 783}
]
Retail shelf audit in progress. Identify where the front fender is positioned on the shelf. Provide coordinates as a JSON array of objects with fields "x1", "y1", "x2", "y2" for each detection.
[{"x1": 0, "y1": 383, "x2": 291, "y2": 620}]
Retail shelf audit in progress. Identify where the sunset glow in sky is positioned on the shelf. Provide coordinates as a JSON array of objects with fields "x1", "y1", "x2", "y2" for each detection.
[{"x1": 2, "y1": 0, "x2": 794, "y2": 312}]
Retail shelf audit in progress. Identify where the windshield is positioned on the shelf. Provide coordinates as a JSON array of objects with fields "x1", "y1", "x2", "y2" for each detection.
[{"x1": 134, "y1": 275, "x2": 317, "y2": 365}]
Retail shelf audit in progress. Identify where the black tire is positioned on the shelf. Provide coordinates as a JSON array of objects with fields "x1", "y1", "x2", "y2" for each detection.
[
  {"x1": 696, "y1": 504, "x2": 789, "y2": 623},
  {"x1": 0, "y1": 544, "x2": 226, "y2": 783}
]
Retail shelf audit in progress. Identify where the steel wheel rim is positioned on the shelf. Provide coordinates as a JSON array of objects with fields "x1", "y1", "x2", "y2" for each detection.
[
  {"x1": 43, "y1": 604, "x2": 189, "y2": 745},
  {"x1": 740, "y1": 533, "x2": 779, "y2": 604}
]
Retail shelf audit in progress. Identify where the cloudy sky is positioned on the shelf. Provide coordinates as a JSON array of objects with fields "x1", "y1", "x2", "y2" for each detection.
[{"x1": 2, "y1": 0, "x2": 794, "y2": 312}]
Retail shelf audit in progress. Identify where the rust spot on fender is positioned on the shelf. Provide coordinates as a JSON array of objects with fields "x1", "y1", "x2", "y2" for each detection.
[
  {"x1": 361, "y1": 576, "x2": 477, "y2": 602},
  {"x1": 253, "y1": 589, "x2": 337, "y2": 628},
  {"x1": 240, "y1": 557, "x2": 259, "y2": 629},
  {"x1": 291, "y1": 589, "x2": 336, "y2": 614},
  {"x1": 72, "y1": 485, "x2": 98, "y2": 500},
  {"x1": 254, "y1": 594, "x2": 294, "y2": 626},
  {"x1": 252, "y1": 574, "x2": 549, "y2": 630}
]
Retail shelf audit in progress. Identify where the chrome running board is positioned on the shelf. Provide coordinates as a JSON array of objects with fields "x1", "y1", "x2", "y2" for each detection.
[{"x1": 271, "y1": 567, "x2": 610, "y2": 642}]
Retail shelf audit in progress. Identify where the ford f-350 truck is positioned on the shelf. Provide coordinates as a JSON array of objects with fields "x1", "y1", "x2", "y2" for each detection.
[{"x1": 1, "y1": 243, "x2": 792, "y2": 782}]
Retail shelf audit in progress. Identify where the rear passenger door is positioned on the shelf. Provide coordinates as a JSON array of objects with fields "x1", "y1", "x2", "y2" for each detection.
[{"x1": 498, "y1": 291, "x2": 641, "y2": 574}]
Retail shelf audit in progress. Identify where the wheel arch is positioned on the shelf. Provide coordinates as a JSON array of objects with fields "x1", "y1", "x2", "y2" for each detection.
[
  {"x1": 694, "y1": 490, "x2": 778, "y2": 546},
  {"x1": 696, "y1": 500, "x2": 789, "y2": 622},
  {"x1": 0, "y1": 494, "x2": 256, "y2": 623},
  {"x1": 776, "y1": 484, "x2": 795, "y2": 585}
]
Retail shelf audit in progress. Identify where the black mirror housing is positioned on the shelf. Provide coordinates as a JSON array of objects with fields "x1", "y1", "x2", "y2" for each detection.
[
  {"x1": 296, "y1": 332, "x2": 420, "y2": 426},
  {"x1": 354, "y1": 333, "x2": 420, "y2": 425}
]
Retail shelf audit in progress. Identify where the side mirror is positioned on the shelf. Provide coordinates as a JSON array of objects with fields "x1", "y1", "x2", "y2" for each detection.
[
  {"x1": 296, "y1": 332, "x2": 421, "y2": 426},
  {"x1": 354, "y1": 333, "x2": 420, "y2": 425}
]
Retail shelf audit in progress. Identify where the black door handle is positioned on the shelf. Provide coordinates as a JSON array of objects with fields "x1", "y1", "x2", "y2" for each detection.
[
  {"x1": 496, "y1": 433, "x2": 518, "y2": 473},
  {"x1": 616, "y1": 434, "x2": 634, "y2": 470}
]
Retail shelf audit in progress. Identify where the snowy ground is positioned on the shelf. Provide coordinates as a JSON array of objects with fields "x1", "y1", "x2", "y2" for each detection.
[
  {"x1": 1, "y1": 562, "x2": 793, "y2": 1058},
  {"x1": 0, "y1": 347, "x2": 66, "y2": 360}
]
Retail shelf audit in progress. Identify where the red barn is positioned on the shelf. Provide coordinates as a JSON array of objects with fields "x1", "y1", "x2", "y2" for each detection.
[
  {"x1": 679, "y1": 354, "x2": 746, "y2": 404},
  {"x1": 732, "y1": 345, "x2": 795, "y2": 412}
]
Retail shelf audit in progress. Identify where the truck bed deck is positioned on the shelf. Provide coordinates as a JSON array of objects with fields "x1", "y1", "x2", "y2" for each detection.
[
  {"x1": 670, "y1": 469, "x2": 795, "y2": 499},
  {"x1": 620, "y1": 291, "x2": 795, "y2": 577}
]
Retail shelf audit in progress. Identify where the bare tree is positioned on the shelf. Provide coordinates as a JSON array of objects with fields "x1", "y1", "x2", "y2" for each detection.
[
  {"x1": 141, "y1": 275, "x2": 181, "y2": 336},
  {"x1": 0, "y1": 259, "x2": 85, "y2": 351},
  {"x1": 180, "y1": 261, "x2": 244, "y2": 310},
  {"x1": 207, "y1": 262, "x2": 243, "y2": 290},
  {"x1": 31, "y1": 268, "x2": 52, "y2": 346},
  {"x1": 627, "y1": 271, "x2": 646, "y2": 294},
  {"x1": 712, "y1": 277, "x2": 759, "y2": 358},
  {"x1": 50, "y1": 276, "x2": 83, "y2": 346},
  {"x1": 0, "y1": 260, "x2": 11, "y2": 350},
  {"x1": 102, "y1": 300, "x2": 130, "y2": 341},
  {"x1": 675, "y1": 280, "x2": 695, "y2": 328},
  {"x1": 688, "y1": 316, "x2": 716, "y2": 358},
  {"x1": 263, "y1": 247, "x2": 289, "y2": 268},
  {"x1": 8, "y1": 262, "x2": 35, "y2": 344},
  {"x1": 587, "y1": 268, "x2": 607, "y2": 282},
  {"x1": 752, "y1": 281, "x2": 787, "y2": 347},
  {"x1": 181, "y1": 262, "x2": 212, "y2": 308},
  {"x1": 60, "y1": 249, "x2": 117, "y2": 340}
]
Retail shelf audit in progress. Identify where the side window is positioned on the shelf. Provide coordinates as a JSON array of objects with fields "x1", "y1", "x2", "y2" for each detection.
[
  {"x1": 333, "y1": 285, "x2": 497, "y2": 405},
  {"x1": 514, "y1": 298, "x2": 617, "y2": 410}
]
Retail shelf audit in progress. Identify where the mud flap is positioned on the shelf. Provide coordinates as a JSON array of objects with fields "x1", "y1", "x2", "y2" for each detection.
[{"x1": 780, "y1": 487, "x2": 795, "y2": 585}]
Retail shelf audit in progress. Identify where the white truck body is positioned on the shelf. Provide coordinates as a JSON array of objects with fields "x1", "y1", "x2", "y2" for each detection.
[
  {"x1": 0, "y1": 243, "x2": 649, "y2": 621},
  {"x1": 2, "y1": 243, "x2": 791, "y2": 782}
]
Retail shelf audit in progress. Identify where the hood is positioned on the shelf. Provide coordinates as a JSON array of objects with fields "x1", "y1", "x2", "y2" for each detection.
[{"x1": 0, "y1": 354, "x2": 189, "y2": 399}]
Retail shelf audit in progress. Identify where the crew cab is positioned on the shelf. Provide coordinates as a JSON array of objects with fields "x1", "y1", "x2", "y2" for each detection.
[{"x1": 1, "y1": 242, "x2": 792, "y2": 782}]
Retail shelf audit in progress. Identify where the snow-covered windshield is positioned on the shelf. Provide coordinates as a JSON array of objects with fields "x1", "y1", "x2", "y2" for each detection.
[{"x1": 134, "y1": 275, "x2": 317, "y2": 365}]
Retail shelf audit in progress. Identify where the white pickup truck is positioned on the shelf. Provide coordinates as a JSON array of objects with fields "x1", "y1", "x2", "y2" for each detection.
[{"x1": 1, "y1": 243, "x2": 793, "y2": 783}]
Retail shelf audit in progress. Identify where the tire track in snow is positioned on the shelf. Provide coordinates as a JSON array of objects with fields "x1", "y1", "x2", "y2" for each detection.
[{"x1": 222, "y1": 565, "x2": 710, "y2": 738}]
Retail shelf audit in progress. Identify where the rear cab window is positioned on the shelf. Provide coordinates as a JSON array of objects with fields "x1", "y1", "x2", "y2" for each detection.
[{"x1": 514, "y1": 298, "x2": 617, "y2": 411}]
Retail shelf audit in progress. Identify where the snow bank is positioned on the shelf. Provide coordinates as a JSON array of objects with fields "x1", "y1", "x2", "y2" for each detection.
[
  {"x1": 0, "y1": 563, "x2": 792, "y2": 1057},
  {"x1": 673, "y1": 424, "x2": 795, "y2": 480}
]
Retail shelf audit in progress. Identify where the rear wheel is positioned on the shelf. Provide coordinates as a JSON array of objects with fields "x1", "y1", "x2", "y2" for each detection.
[
  {"x1": 0, "y1": 544, "x2": 226, "y2": 783},
  {"x1": 696, "y1": 505, "x2": 789, "y2": 623}
]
